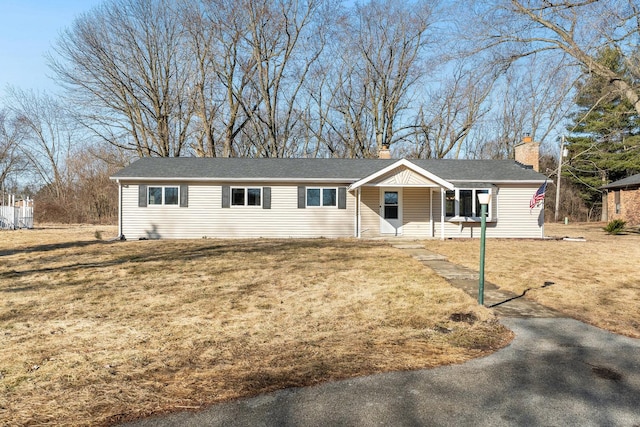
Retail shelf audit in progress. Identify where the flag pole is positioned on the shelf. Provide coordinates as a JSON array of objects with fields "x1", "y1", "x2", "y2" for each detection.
[{"x1": 554, "y1": 135, "x2": 565, "y2": 222}]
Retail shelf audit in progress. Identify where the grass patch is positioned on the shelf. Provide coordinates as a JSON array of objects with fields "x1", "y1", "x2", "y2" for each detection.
[
  {"x1": 0, "y1": 225, "x2": 510, "y2": 426},
  {"x1": 426, "y1": 222, "x2": 640, "y2": 339}
]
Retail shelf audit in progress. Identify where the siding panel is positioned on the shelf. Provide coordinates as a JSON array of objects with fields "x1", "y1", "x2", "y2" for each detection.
[
  {"x1": 402, "y1": 188, "x2": 432, "y2": 238},
  {"x1": 120, "y1": 182, "x2": 543, "y2": 240},
  {"x1": 121, "y1": 182, "x2": 356, "y2": 239},
  {"x1": 360, "y1": 187, "x2": 380, "y2": 238},
  {"x1": 439, "y1": 185, "x2": 543, "y2": 239}
]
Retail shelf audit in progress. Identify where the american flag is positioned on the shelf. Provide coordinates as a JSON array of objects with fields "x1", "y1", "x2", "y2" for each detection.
[{"x1": 530, "y1": 181, "x2": 547, "y2": 209}]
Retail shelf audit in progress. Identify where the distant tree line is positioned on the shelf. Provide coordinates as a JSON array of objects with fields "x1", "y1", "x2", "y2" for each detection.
[{"x1": 1, "y1": 0, "x2": 639, "y2": 223}]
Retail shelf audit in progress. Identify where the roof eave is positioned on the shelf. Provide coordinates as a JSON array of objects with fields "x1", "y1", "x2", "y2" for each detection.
[
  {"x1": 450, "y1": 179, "x2": 547, "y2": 184},
  {"x1": 110, "y1": 176, "x2": 359, "y2": 183}
]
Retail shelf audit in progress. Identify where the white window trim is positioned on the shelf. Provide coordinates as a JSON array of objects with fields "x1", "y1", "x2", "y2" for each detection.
[
  {"x1": 231, "y1": 187, "x2": 263, "y2": 207},
  {"x1": 148, "y1": 185, "x2": 180, "y2": 206},
  {"x1": 445, "y1": 188, "x2": 493, "y2": 222},
  {"x1": 306, "y1": 187, "x2": 338, "y2": 208}
]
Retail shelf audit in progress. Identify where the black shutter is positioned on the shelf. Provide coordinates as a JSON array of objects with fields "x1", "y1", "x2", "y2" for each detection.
[
  {"x1": 222, "y1": 185, "x2": 230, "y2": 208},
  {"x1": 338, "y1": 187, "x2": 347, "y2": 209},
  {"x1": 138, "y1": 185, "x2": 147, "y2": 207},
  {"x1": 263, "y1": 187, "x2": 271, "y2": 209},
  {"x1": 180, "y1": 185, "x2": 188, "y2": 207},
  {"x1": 298, "y1": 186, "x2": 306, "y2": 208}
]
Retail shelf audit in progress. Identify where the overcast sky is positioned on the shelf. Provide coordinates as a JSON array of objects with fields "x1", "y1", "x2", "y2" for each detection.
[{"x1": 0, "y1": 0, "x2": 103, "y2": 94}]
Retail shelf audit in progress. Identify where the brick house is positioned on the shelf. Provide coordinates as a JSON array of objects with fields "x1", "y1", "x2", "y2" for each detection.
[{"x1": 602, "y1": 173, "x2": 640, "y2": 225}]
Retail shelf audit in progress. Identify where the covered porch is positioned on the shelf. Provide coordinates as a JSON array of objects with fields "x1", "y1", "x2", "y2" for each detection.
[{"x1": 349, "y1": 159, "x2": 454, "y2": 239}]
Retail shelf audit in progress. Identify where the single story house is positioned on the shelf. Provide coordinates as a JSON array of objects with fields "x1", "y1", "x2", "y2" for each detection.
[
  {"x1": 110, "y1": 155, "x2": 548, "y2": 240},
  {"x1": 601, "y1": 173, "x2": 640, "y2": 225}
]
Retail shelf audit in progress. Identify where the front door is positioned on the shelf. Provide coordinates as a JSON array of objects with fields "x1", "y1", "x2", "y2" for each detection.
[{"x1": 380, "y1": 189, "x2": 402, "y2": 235}]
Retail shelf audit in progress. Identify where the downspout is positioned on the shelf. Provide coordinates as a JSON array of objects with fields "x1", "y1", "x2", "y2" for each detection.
[{"x1": 117, "y1": 180, "x2": 123, "y2": 239}]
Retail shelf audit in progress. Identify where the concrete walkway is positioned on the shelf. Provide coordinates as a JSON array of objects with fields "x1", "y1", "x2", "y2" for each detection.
[
  {"x1": 121, "y1": 244, "x2": 640, "y2": 427},
  {"x1": 391, "y1": 244, "x2": 560, "y2": 318}
]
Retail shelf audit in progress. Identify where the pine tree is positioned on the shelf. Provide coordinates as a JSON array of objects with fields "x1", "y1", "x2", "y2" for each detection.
[{"x1": 564, "y1": 47, "x2": 640, "y2": 216}]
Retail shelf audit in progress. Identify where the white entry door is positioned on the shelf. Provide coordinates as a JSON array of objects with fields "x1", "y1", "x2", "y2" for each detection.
[{"x1": 380, "y1": 189, "x2": 402, "y2": 235}]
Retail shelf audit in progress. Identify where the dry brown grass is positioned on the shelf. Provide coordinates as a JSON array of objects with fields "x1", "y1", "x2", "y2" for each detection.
[
  {"x1": 426, "y1": 222, "x2": 640, "y2": 338},
  {"x1": 0, "y1": 225, "x2": 510, "y2": 426}
]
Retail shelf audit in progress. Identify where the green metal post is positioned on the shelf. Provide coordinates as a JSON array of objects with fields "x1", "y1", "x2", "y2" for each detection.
[{"x1": 478, "y1": 202, "x2": 487, "y2": 305}]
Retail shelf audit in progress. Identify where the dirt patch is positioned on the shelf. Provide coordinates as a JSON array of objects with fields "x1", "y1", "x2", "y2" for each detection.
[{"x1": 449, "y1": 312, "x2": 478, "y2": 324}]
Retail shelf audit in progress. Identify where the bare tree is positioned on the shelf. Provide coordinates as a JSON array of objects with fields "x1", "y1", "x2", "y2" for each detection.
[
  {"x1": 66, "y1": 145, "x2": 123, "y2": 223},
  {"x1": 242, "y1": 0, "x2": 328, "y2": 157},
  {"x1": 469, "y1": 0, "x2": 640, "y2": 115},
  {"x1": 317, "y1": 61, "x2": 377, "y2": 158},
  {"x1": 180, "y1": 0, "x2": 260, "y2": 157},
  {"x1": 338, "y1": 0, "x2": 435, "y2": 155},
  {"x1": 49, "y1": 0, "x2": 195, "y2": 157},
  {"x1": 402, "y1": 63, "x2": 494, "y2": 159},
  {"x1": 6, "y1": 88, "x2": 74, "y2": 200},
  {"x1": 469, "y1": 54, "x2": 575, "y2": 159},
  {"x1": 0, "y1": 108, "x2": 27, "y2": 190}
]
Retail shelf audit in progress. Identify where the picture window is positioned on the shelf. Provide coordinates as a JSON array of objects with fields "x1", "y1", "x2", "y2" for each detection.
[{"x1": 445, "y1": 188, "x2": 492, "y2": 220}]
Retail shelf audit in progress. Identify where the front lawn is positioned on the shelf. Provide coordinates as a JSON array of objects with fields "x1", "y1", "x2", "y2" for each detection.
[
  {"x1": 0, "y1": 225, "x2": 509, "y2": 426},
  {"x1": 426, "y1": 222, "x2": 640, "y2": 338}
]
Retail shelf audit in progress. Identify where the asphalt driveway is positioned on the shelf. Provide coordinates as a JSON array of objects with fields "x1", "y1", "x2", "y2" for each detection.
[{"x1": 123, "y1": 317, "x2": 640, "y2": 426}]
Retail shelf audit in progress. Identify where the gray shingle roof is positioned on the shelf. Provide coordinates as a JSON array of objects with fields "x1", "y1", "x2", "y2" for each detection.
[
  {"x1": 111, "y1": 157, "x2": 547, "y2": 183},
  {"x1": 601, "y1": 173, "x2": 640, "y2": 190}
]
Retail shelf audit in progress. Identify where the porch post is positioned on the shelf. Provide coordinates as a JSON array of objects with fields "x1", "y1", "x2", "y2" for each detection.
[
  {"x1": 356, "y1": 188, "x2": 361, "y2": 238},
  {"x1": 429, "y1": 188, "x2": 434, "y2": 238},
  {"x1": 440, "y1": 188, "x2": 445, "y2": 240}
]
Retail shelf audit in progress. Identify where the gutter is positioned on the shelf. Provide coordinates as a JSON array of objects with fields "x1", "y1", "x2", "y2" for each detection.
[
  {"x1": 116, "y1": 179, "x2": 123, "y2": 239},
  {"x1": 449, "y1": 179, "x2": 546, "y2": 184},
  {"x1": 109, "y1": 177, "x2": 359, "y2": 183}
]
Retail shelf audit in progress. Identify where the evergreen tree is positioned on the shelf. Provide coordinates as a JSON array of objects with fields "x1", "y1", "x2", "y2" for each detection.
[{"x1": 564, "y1": 47, "x2": 640, "y2": 216}]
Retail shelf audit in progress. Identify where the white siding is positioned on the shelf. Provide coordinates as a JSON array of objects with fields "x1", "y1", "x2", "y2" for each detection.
[
  {"x1": 376, "y1": 168, "x2": 439, "y2": 186},
  {"x1": 119, "y1": 181, "x2": 543, "y2": 240},
  {"x1": 360, "y1": 187, "x2": 435, "y2": 238},
  {"x1": 432, "y1": 189, "x2": 443, "y2": 239},
  {"x1": 121, "y1": 182, "x2": 355, "y2": 239},
  {"x1": 490, "y1": 185, "x2": 544, "y2": 238},
  {"x1": 360, "y1": 187, "x2": 380, "y2": 238},
  {"x1": 439, "y1": 185, "x2": 543, "y2": 239},
  {"x1": 402, "y1": 188, "x2": 432, "y2": 238}
]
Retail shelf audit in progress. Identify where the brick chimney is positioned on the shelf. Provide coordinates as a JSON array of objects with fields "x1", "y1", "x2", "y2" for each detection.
[
  {"x1": 378, "y1": 144, "x2": 391, "y2": 159},
  {"x1": 514, "y1": 134, "x2": 540, "y2": 171}
]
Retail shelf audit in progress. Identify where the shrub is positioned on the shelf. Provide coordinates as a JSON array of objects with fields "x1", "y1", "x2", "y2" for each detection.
[{"x1": 604, "y1": 219, "x2": 626, "y2": 235}]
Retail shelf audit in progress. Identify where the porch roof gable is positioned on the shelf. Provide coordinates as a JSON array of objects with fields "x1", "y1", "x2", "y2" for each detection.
[{"x1": 348, "y1": 159, "x2": 454, "y2": 191}]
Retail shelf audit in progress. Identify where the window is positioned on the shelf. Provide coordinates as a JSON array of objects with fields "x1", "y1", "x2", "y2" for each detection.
[
  {"x1": 384, "y1": 191, "x2": 398, "y2": 219},
  {"x1": 164, "y1": 187, "x2": 179, "y2": 205},
  {"x1": 475, "y1": 189, "x2": 489, "y2": 216},
  {"x1": 445, "y1": 191, "x2": 455, "y2": 217},
  {"x1": 148, "y1": 187, "x2": 162, "y2": 205},
  {"x1": 231, "y1": 187, "x2": 262, "y2": 206},
  {"x1": 614, "y1": 190, "x2": 621, "y2": 214},
  {"x1": 460, "y1": 190, "x2": 473, "y2": 217},
  {"x1": 148, "y1": 186, "x2": 179, "y2": 206},
  {"x1": 445, "y1": 188, "x2": 492, "y2": 220},
  {"x1": 306, "y1": 188, "x2": 337, "y2": 207}
]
